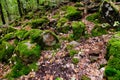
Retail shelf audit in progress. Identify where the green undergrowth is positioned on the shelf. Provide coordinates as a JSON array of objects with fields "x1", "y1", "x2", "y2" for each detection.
[
  {"x1": 86, "y1": 12, "x2": 102, "y2": 24},
  {"x1": 72, "y1": 21, "x2": 86, "y2": 40},
  {"x1": 105, "y1": 32, "x2": 120, "y2": 80},
  {"x1": 0, "y1": 28, "x2": 59, "y2": 79},
  {"x1": 91, "y1": 24, "x2": 108, "y2": 37},
  {"x1": 25, "y1": 17, "x2": 49, "y2": 29},
  {"x1": 61, "y1": 6, "x2": 82, "y2": 21}
]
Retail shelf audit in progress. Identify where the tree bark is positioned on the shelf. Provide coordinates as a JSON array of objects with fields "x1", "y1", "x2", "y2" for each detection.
[
  {"x1": 37, "y1": 0, "x2": 39, "y2": 8},
  {"x1": 17, "y1": 0, "x2": 23, "y2": 17},
  {"x1": 0, "y1": 2, "x2": 5, "y2": 24},
  {"x1": 4, "y1": 0, "x2": 11, "y2": 21}
]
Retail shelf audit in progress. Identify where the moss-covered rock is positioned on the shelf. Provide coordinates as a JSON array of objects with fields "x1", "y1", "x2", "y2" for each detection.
[
  {"x1": 6, "y1": 60, "x2": 38, "y2": 78},
  {"x1": 39, "y1": 30, "x2": 59, "y2": 47},
  {"x1": 100, "y1": 0, "x2": 120, "y2": 26},
  {"x1": 105, "y1": 32, "x2": 120, "y2": 79},
  {"x1": 91, "y1": 24, "x2": 108, "y2": 37},
  {"x1": 56, "y1": 17, "x2": 70, "y2": 33},
  {"x1": 106, "y1": 32, "x2": 120, "y2": 59},
  {"x1": 27, "y1": 17, "x2": 49, "y2": 28},
  {"x1": 15, "y1": 30, "x2": 27, "y2": 40},
  {"x1": 14, "y1": 40, "x2": 41, "y2": 63},
  {"x1": 0, "y1": 41, "x2": 14, "y2": 63},
  {"x1": 65, "y1": 6, "x2": 82, "y2": 21},
  {"x1": 71, "y1": 21, "x2": 86, "y2": 40},
  {"x1": 1, "y1": 32, "x2": 15, "y2": 41},
  {"x1": 86, "y1": 12, "x2": 102, "y2": 24},
  {"x1": 23, "y1": 29, "x2": 43, "y2": 42}
]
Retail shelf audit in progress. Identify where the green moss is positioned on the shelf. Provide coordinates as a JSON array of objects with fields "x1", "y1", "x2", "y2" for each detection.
[
  {"x1": 81, "y1": 75, "x2": 90, "y2": 80},
  {"x1": 72, "y1": 58, "x2": 79, "y2": 64},
  {"x1": 15, "y1": 30, "x2": 27, "y2": 40},
  {"x1": 0, "y1": 41, "x2": 14, "y2": 63},
  {"x1": 1, "y1": 32, "x2": 15, "y2": 41},
  {"x1": 27, "y1": 17, "x2": 49, "y2": 28},
  {"x1": 55, "y1": 77, "x2": 63, "y2": 80},
  {"x1": 105, "y1": 66, "x2": 117, "y2": 77},
  {"x1": 57, "y1": 18, "x2": 68, "y2": 28},
  {"x1": 56, "y1": 18, "x2": 70, "y2": 33},
  {"x1": 107, "y1": 57, "x2": 120, "y2": 70},
  {"x1": 52, "y1": 12, "x2": 60, "y2": 19},
  {"x1": 106, "y1": 32, "x2": 120, "y2": 59},
  {"x1": 91, "y1": 24, "x2": 108, "y2": 37},
  {"x1": 39, "y1": 30, "x2": 59, "y2": 47},
  {"x1": 66, "y1": 44, "x2": 74, "y2": 50},
  {"x1": 15, "y1": 40, "x2": 41, "y2": 63},
  {"x1": 65, "y1": 6, "x2": 82, "y2": 20},
  {"x1": 86, "y1": 12, "x2": 101, "y2": 24},
  {"x1": 24, "y1": 29, "x2": 43, "y2": 42},
  {"x1": 72, "y1": 21, "x2": 86, "y2": 40},
  {"x1": 69, "y1": 50, "x2": 78, "y2": 57},
  {"x1": 105, "y1": 33, "x2": 120, "y2": 79},
  {"x1": 6, "y1": 26, "x2": 17, "y2": 33},
  {"x1": 6, "y1": 61, "x2": 38, "y2": 78}
]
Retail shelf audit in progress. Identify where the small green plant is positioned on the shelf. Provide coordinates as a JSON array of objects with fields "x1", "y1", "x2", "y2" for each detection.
[
  {"x1": 81, "y1": 75, "x2": 90, "y2": 80},
  {"x1": 72, "y1": 58, "x2": 79, "y2": 64},
  {"x1": 69, "y1": 50, "x2": 78, "y2": 57},
  {"x1": 55, "y1": 77, "x2": 63, "y2": 80}
]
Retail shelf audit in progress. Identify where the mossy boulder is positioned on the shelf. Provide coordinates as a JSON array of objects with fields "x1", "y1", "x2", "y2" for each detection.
[
  {"x1": 1, "y1": 32, "x2": 15, "y2": 41},
  {"x1": 24, "y1": 29, "x2": 43, "y2": 42},
  {"x1": 15, "y1": 30, "x2": 27, "y2": 40},
  {"x1": 14, "y1": 40, "x2": 41, "y2": 63},
  {"x1": 27, "y1": 17, "x2": 49, "y2": 28},
  {"x1": 24, "y1": 29, "x2": 59, "y2": 47},
  {"x1": 39, "y1": 30, "x2": 59, "y2": 47},
  {"x1": 65, "y1": 6, "x2": 82, "y2": 21},
  {"x1": 6, "y1": 60, "x2": 38, "y2": 78},
  {"x1": 91, "y1": 24, "x2": 108, "y2": 37},
  {"x1": 71, "y1": 21, "x2": 86, "y2": 40},
  {"x1": 105, "y1": 32, "x2": 120, "y2": 79},
  {"x1": 56, "y1": 17, "x2": 70, "y2": 33},
  {"x1": 100, "y1": 0, "x2": 120, "y2": 26},
  {"x1": 86, "y1": 12, "x2": 102, "y2": 24},
  {"x1": 0, "y1": 41, "x2": 14, "y2": 63}
]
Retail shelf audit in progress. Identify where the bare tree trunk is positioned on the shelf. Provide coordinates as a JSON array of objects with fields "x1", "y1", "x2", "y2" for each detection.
[
  {"x1": 4, "y1": 0, "x2": 11, "y2": 21},
  {"x1": 17, "y1": 0, "x2": 23, "y2": 17},
  {"x1": 0, "y1": 2, "x2": 5, "y2": 24}
]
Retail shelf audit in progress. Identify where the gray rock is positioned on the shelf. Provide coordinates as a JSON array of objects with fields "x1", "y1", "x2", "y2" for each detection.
[{"x1": 100, "y1": 1, "x2": 120, "y2": 26}]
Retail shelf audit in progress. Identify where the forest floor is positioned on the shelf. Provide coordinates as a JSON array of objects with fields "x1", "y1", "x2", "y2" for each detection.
[
  {"x1": 0, "y1": 1, "x2": 117, "y2": 80},
  {"x1": 0, "y1": 16, "x2": 112, "y2": 80}
]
